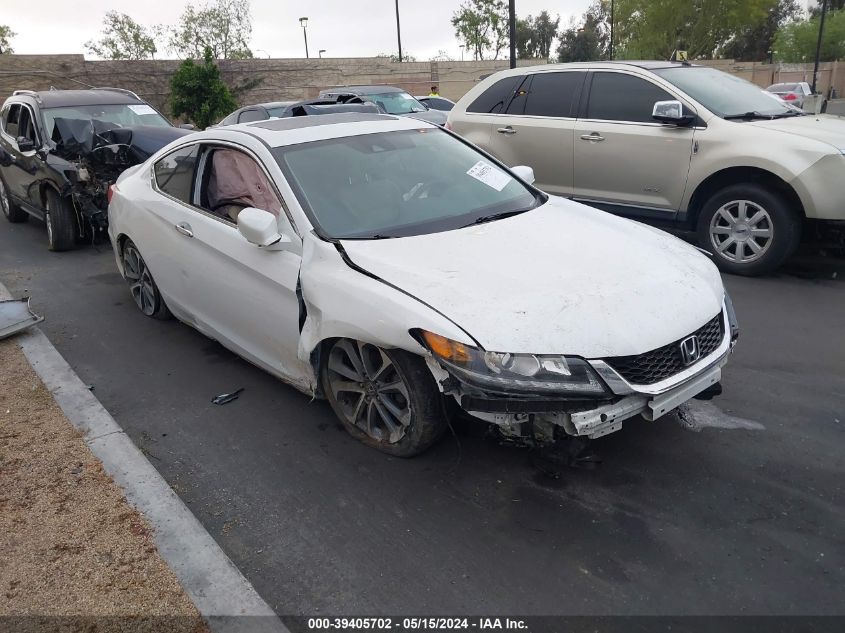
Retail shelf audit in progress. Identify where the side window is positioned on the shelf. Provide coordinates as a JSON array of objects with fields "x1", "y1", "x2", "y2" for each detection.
[
  {"x1": 466, "y1": 76, "x2": 523, "y2": 114},
  {"x1": 201, "y1": 147, "x2": 283, "y2": 223},
  {"x1": 154, "y1": 144, "x2": 200, "y2": 203},
  {"x1": 587, "y1": 72, "x2": 674, "y2": 123},
  {"x1": 513, "y1": 72, "x2": 584, "y2": 118},
  {"x1": 5, "y1": 104, "x2": 21, "y2": 138},
  {"x1": 238, "y1": 108, "x2": 267, "y2": 123},
  {"x1": 18, "y1": 106, "x2": 39, "y2": 144}
]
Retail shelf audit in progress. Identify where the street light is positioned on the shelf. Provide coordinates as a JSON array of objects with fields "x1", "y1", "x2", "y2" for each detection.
[
  {"x1": 319, "y1": 49, "x2": 326, "y2": 58},
  {"x1": 508, "y1": 0, "x2": 516, "y2": 69},
  {"x1": 394, "y1": 0, "x2": 403, "y2": 63},
  {"x1": 299, "y1": 16, "x2": 309, "y2": 59},
  {"x1": 459, "y1": 44, "x2": 465, "y2": 61},
  {"x1": 812, "y1": 0, "x2": 828, "y2": 94},
  {"x1": 609, "y1": 0, "x2": 615, "y2": 60}
]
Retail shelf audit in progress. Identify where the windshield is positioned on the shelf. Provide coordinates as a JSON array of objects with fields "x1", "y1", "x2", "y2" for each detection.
[
  {"x1": 273, "y1": 128, "x2": 540, "y2": 239},
  {"x1": 41, "y1": 103, "x2": 171, "y2": 138},
  {"x1": 364, "y1": 92, "x2": 427, "y2": 115},
  {"x1": 654, "y1": 66, "x2": 797, "y2": 118}
]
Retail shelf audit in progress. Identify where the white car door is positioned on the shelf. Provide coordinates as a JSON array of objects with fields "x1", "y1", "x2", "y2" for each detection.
[{"x1": 152, "y1": 142, "x2": 310, "y2": 386}]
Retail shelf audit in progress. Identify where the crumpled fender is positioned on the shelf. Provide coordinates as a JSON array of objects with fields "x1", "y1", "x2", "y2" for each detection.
[{"x1": 296, "y1": 232, "x2": 474, "y2": 380}]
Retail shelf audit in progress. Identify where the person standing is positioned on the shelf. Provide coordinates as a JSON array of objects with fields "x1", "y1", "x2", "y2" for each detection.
[{"x1": 428, "y1": 85, "x2": 440, "y2": 97}]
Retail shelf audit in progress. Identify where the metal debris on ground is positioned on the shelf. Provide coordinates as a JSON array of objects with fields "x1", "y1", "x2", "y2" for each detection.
[
  {"x1": 211, "y1": 388, "x2": 245, "y2": 405},
  {"x1": 0, "y1": 298, "x2": 44, "y2": 340}
]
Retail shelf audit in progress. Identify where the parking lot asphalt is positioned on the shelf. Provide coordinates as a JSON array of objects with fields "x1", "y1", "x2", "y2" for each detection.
[{"x1": 1, "y1": 218, "x2": 843, "y2": 617}]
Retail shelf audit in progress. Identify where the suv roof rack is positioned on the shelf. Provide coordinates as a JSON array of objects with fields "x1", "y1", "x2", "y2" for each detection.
[{"x1": 93, "y1": 87, "x2": 141, "y2": 100}]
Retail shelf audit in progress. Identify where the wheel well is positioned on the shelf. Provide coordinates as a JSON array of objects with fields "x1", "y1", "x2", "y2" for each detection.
[{"x1": 687, "y1": 167, "x2": 805, "y2": 226}]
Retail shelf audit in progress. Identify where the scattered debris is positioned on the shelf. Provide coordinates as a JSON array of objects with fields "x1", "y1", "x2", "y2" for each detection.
[
  {"x1": 211, "y1": 388, "x2": 244, "y2": 405},
  {"x1": 0, "y1": 298, "x2": 44, "y2": 340},
  {"x1": 675, "y1": 401, "x2": 765, "y2": 432}
]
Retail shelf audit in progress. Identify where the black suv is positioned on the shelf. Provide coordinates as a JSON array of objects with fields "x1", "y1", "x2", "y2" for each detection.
[{"x1": 0, "y1": 88, "x2": 192, "y2": 251}]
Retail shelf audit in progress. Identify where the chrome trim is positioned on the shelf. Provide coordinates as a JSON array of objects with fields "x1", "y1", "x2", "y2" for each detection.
[
  {"x1": 589, "y1": 305, "x2": 731, "y2": 397},
  {"x1": 571, "y1": 197, "x2": 675, "y2": 214}
]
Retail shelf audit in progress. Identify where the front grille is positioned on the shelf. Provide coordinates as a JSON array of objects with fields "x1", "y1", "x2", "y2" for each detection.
[{"x1": 602, "y1": 313, "x2": 724, "y2": 385}]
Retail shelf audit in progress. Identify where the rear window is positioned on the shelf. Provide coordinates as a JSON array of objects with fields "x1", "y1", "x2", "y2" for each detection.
[{"x1": 467, "y1": 76, "x2": 522, "y2": 114}]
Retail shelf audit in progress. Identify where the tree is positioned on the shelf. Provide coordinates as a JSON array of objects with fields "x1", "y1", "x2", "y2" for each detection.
[
  {"x1": 774, "y1": 9, "x2": 845, "y2": 62},
  {"x1": 556, "y1": 3, "x2": 608, "y2": 62},
  {"x1": 612, "y1": 0, "x2": 777, "y2": 60},
  {"x1": 451, "y1": 0, "x2": 509, "y2": 60},
  {"x1": 166, "y1": 0, "x2": 252, "y2": 60},
  {"x1": 85, "y1": 12, "x2": 157, "y2": 60},
  {"x1": 430, "y1": 50, "x2": 454, "y2": 61},
  {"x1": 720, "y1": 0, "x2": 801, "y2": 61},
  {"x1": 517, "y1": 11, "x2": 560, "y2": 59},
  {"x1": 377, "y1": 51, "x2": 418, "y2": 62},
  {"x1": 170, "y1": 47, "x2": 237, "y2": 129},
  {"x1": 0, "y1": 25, "x2": 16, "y2": 54}
]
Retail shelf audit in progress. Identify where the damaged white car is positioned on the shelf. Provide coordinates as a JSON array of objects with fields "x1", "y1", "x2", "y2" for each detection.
[{"x1": 108, "y1": 113, "x2": 739, "y2": 456}]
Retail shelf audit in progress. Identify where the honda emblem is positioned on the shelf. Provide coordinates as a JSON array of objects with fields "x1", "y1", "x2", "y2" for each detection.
[{"x1": 680, "y1": 335, "x2": 701, "y2": 366}]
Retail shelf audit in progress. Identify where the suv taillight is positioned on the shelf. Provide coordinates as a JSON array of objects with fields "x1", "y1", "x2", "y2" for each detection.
[
  {"x1": 783, "y1": 93, "x2": 797, "y2": 100},
  {"x1": 107, "y1": 184, "x2": 116, "y2": 204}
]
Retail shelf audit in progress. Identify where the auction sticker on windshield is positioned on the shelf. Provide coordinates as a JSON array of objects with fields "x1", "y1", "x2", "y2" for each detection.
[
  {"x1": 128, "y1": 104, "x2": 157, "y2": 115},
  {"x1": 466, "y1": 161, "x2": 511, "y2": 191}
]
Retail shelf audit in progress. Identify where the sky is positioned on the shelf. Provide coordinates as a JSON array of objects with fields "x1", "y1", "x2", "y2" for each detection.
[{"x1": 3, "y1": 0, "x2": 593, "y2": 60}]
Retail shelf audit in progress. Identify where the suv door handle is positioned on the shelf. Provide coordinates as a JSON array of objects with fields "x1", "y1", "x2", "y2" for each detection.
[
  {"x1": 175, "y1": 222, "x2": 194, "y2": 237},
  {"x1": 580, "y1": 133, "x2": 605, "y2": 142},
  {"x1": 497, "y1": 126, "x2": 517, "y2": 135}
]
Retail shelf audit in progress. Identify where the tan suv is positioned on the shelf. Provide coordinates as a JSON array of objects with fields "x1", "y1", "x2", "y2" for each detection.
[{"x1": 447, "y1": 61, "x2": 845, "y2": 275}]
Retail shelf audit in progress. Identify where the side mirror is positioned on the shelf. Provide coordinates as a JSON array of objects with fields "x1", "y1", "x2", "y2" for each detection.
[
  {"x1": 652, "y1": 100, "x2": 695, "y2": 126},
  {"x1": 178, "y1": 123, "x2": 196, "y2": 130},
  {"x1": 16, "y1": 136, "x2": 36, "y2": 152},
  {"x1": 511, "y1": 165, "x2": 535, "y2": 185},
  {"x1": 237, "y1": 208, "x2": 291, "y2": 250}
]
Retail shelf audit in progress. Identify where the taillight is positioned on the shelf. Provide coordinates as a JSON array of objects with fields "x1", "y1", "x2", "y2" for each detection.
[
  {"x1": 107, "y1": 184, "x2": 115, "y2": 204},
  {"x1": 783, "y1": 93, "x2": 797, "y2": 100}
]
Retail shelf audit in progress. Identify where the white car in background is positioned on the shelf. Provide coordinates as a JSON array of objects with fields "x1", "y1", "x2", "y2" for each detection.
[{"x1": 108, "y1": 113, "x2": 738, "y2": 456}]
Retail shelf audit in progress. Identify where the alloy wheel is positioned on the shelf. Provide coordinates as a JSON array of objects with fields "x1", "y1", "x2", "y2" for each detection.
[
  {"x1": 122, "y1": 244, "x2": 157, "y2": 316},
  {"x1": 326, "y1": 340, "x2": 412, "y2": 444},
  {"x1": 709, "y1": 199, "x2": 774, "y2": 264}
]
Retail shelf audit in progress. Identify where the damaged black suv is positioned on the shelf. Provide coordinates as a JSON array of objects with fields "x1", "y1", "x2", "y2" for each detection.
[{"x1": 0, "y1": 88, "x2": 192, "y2": 251}]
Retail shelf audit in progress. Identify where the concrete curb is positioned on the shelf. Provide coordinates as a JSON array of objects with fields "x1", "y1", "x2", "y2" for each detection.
[{"x1": 1, "y1": 282, "x2": 287, "y2": 633}]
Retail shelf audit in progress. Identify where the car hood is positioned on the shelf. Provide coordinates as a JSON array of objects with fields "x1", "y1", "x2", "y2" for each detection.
[
  {"x1": 746, "y1": 115, "x2": 845, "y2": 151},
  {"x1": 340, "y1": 197, "x2": 725, "y2": 358},
  {"x1": 403, "y1": 109, "x2": 448, "y2": 125}
]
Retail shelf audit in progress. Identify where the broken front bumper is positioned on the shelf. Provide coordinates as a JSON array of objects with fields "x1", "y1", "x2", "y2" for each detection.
[{"x1": 434, "y1": 306, "x2": 734, "y2": 440}]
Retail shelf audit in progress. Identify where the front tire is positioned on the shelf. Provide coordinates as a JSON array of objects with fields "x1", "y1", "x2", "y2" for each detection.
[
  {"x1": 44, "y1": 188, "x2": 77, "y2": 251},
  {"x1": 696, "y1": 183, "x2": 801, "y2": 276},
  {"x1": 121, "y1": 239, "x2": 172, "y2": 320},
  {"x1": 321, "y1": 339, "x2": 448, "y2": 457},
  {"x1": 0, "y1": 174, "x2": 28, "y2": 223}
]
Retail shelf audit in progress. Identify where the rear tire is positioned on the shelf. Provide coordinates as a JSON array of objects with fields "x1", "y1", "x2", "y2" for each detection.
[
  {"x1": 321, "y1": 339, "x2": 448, "y2": 457},
  {"x1": 121, "y1": 239, "x2": 172, "y2": 320},
  {"x1": 696, "y1": 183, "x2": 801, "y2": 276},
  {"x1": 0, "y1": 174, "x2": 28, "y2": 223},
  {"x1": 44, "y1": 188, "x2": 77, "y2": 252}
]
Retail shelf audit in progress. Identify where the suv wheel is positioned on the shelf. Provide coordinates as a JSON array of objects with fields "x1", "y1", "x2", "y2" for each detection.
[
  {"x1": 0, "y1": 175, "x2": 28, "y2": 223},
  {"x1": 44, "y1": 189, "x2": 77, "y2": 252},
  {"x1": 696, "y1": 183, "x2": 801, "y2": 276},
  {"x1": 321, "y1": 339, "x2": 448, "y2": 457}
]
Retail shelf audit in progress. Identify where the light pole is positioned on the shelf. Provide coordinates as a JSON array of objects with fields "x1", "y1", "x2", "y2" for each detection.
[
  {"x1": 394, "y1": 0, "x2": 403, "y2": 62},
  {"x1": 609, "y1": 0, "x2": 614, "y2": 60},
  {"x1": 459, "y1": 44, "x2": 465, "y2": 61},
  {"x1": 508, "y1": 0, "x2": 516, "y2": 69},
  {"x1": 812, "y1": 0, "x2": 828, "y2": 94},
  {"x1": 299, "y1": 17, "x2": 309, "y2": 59},
  {"x1": 319, "y1": 49, "x2": 326, "y2": 58}
]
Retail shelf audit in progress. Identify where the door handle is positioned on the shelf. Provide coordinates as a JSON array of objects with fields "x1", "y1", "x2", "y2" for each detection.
[
  {"x1": 497, "y1": 126, "x2": 517, "y2": 135},
  {"x1": 175, "y1": 222, "x2": 194, "y2": 238},
  {"x1": 580, "y1": 133, "x2": 605, "y2": 142}
]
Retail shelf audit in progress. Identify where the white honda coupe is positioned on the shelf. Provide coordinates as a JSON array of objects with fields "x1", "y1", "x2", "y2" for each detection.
[{"x1": 108, "y1": 112, "x2": 738, "y2": 456}]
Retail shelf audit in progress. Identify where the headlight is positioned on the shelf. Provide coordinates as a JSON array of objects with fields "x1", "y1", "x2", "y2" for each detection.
[{"x1": 418, "y1": 330, "x2": 609, "y2": 396}]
